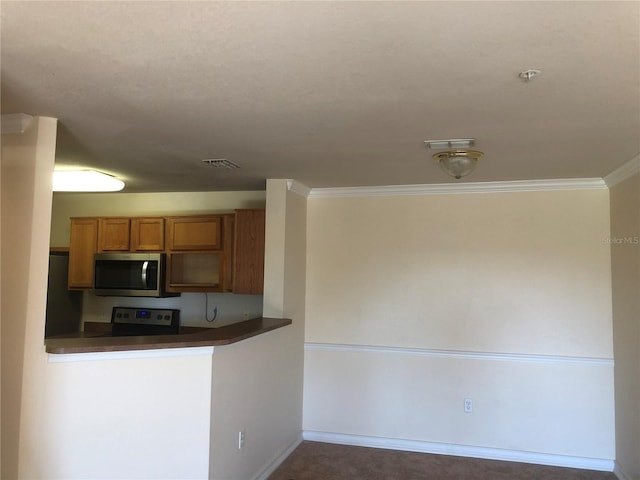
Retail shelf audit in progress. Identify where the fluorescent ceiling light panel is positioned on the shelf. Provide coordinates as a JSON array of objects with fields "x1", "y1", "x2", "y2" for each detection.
[{"x1": 53, "y1": 170, "x2": 125, "y2": 192}]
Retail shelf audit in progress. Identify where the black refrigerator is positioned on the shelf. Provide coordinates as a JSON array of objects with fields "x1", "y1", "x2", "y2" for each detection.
[{"x1": 45, "y1": 252, "x2": 83, "y2": 337}]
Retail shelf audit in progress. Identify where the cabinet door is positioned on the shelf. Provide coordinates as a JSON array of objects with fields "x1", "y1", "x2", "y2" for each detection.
[
  {"x1": 131, "y1": 217, "x2": 165, "y2": 251},
  {"x1": 222, "y1": 214, "x2": 235, "y2": 292},
  {"x1": 98, "y1": 218, "x2": 130, "y2": 251},
  {"x1": 233, "y1": 209, "x2": 265, "y2": 295},
  {"x1": 68, "y1": 218, "x2": 98, "y2": 289},
  {"x1": 166, "y1": 216, "x2": 222, "y2": 251}
]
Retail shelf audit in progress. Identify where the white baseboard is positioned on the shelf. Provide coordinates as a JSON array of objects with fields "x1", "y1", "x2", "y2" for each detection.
[
  {"x1": 614, "y1": 461, "x2": 634, "y2": 480},
  {"x1": 252, "y1": 433, "x2": 303, "y2": 480},
  {"x1": 303, "y1": 431, "x2": 614, "y2": 473}
]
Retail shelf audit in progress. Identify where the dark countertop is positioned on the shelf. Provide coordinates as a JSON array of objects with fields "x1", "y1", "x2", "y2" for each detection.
[{"x1": 45, "y1": 317, "x2": 292, "y2": 354}]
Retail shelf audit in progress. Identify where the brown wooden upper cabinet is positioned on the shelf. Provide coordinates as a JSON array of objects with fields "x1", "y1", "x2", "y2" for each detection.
[
  {"x1": 66, "y1": 211, "x2": 265, "y2": 294},
  {"x1": 166, "y1": 216, "x2": 222, "y2": 251},
  {"x1": 98, "y1": 217, "x2": 130, "y2": 252},
  {"x1": 131, "y1": 217, "x2": 165, "y2": 251},
  {"x1": 233, "y1": 209, "x2": 265, "y2": 295},
  {"x1": 68, "y1": 217, "x2": 98, "y2": 289}
]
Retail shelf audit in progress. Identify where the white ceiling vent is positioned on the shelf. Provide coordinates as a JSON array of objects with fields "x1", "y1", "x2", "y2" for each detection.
[{"x1": 202, "y1": 159, "x2": 240, "y2": 169}]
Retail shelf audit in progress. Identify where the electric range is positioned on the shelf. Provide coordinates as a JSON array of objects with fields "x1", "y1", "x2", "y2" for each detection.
[{"x1": 110, "y1": 307, "x2": 180, "y2": 336}]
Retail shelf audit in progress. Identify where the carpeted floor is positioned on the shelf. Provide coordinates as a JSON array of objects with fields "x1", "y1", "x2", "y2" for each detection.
[{"x1": 268, "y1": 441, "x2": 617, "y2": 480}]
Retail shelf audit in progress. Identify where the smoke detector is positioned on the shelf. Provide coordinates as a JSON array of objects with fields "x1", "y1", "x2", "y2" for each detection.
[{"x1": 519, "y1": 69, "x2": 541, "y2": 82}]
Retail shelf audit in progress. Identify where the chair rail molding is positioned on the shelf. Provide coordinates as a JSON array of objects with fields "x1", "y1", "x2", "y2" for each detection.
[{"x1": 304, "y1": 342, "x2": 614, "y2": 367}]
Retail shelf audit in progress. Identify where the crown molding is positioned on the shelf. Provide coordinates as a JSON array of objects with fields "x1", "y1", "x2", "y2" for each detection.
[
  {"x1": 307, "y1": 178, "x2": 606, "y2": 198},
  {"x1": 604, "y1": 154, "x2": 640, "y2": 188},
  {"x1": 286, "y1": 179, "x2": 312, "y2": 197},
  {"x1": 1, "y1": 113, "x2": 33, "y2": 134}
]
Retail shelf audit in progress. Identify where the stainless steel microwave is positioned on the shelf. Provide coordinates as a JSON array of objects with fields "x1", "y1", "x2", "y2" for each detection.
[{"x1": 93, "y1": 253, "x2": 179, "y2": 297}]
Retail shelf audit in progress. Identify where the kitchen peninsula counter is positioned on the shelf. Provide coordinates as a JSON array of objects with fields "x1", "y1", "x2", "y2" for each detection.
[{"x1": 45, "y1": 317, "x2": 292, "y2": 354}]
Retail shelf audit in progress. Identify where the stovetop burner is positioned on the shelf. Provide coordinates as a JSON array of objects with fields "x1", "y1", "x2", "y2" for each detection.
[{"x1": 111, "y1": 307, "x2": 180, "y2": 336}]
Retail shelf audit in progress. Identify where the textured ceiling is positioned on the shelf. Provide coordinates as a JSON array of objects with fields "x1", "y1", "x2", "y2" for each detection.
[{"x1": 1, "y1": 1, "x2": 639, "y2": 192}]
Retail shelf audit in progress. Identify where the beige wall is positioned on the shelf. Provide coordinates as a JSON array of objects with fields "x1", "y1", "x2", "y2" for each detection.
[
  {"x1": 207, "y1": 179, "x2": 307, "y2": 479},
  {"x1": 31, "y1": 351, "x2": 213, "y2": 479},
  {"x1": 205, "y1": 178, "x2": 307, "y2": 479},
  {"x1": 1, "y1": 117, "x2": 58, "y2": 479},
  {"x1": 303, "y1": 188, "x2": 615, "y2": 464},
  {"x1": 306, "y1": 190, "x2": 613, "y2": 356},
  {"x1": 609, "y1": 171, "x2": 640, "y2": 480},
  {"x1": 282, "y1": 184, "x2": 307, "y2": 443},
  {"x1": 209, "y1": 327, "x2": 300, "y2": 480},
  {"x1": 263, "y1": 181, "x2": 287, "y2": 318}
]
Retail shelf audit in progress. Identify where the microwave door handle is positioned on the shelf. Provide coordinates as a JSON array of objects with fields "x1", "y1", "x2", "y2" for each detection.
[{"x1": 141, "y1": 261, "x2": 149, "y2": 287}]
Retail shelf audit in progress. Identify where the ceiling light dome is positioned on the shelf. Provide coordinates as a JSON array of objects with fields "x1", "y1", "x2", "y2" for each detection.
[
  {"x1": 433, "y1": 150, "x2": 483, "y2": 179},
  {"x1": 53, "y1": 170, "x2": 125, "y2": 192}
]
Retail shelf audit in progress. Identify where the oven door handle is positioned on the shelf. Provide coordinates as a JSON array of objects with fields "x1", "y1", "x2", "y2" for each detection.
[{"x1": 141, "y1": 261, "x2": 149, "y2": 288}]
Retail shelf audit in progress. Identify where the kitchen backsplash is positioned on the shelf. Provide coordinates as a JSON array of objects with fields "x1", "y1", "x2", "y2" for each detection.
[{"x1": 81, "y1": 291, "x2": 264, "y2": 328}]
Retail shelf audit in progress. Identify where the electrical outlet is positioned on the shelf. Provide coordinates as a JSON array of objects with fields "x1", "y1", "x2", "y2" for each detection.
[
  {"x1": 238, "y1": 430, "x2": 245, "y2": 449},
  {"x1": 464, "y1": 398, "x2": 473, "y2": 413},
  {"x1": 243, "y1": 311, "x2": 249, "y2": 320}
]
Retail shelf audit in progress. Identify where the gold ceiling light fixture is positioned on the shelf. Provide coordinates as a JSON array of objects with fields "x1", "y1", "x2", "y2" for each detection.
[
  {"x1": 424, "y1": 139, "x2": 484, "y2": 180},
  {"x1": 432, "y1": 150, "x2": 484, "y2": 180}
]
